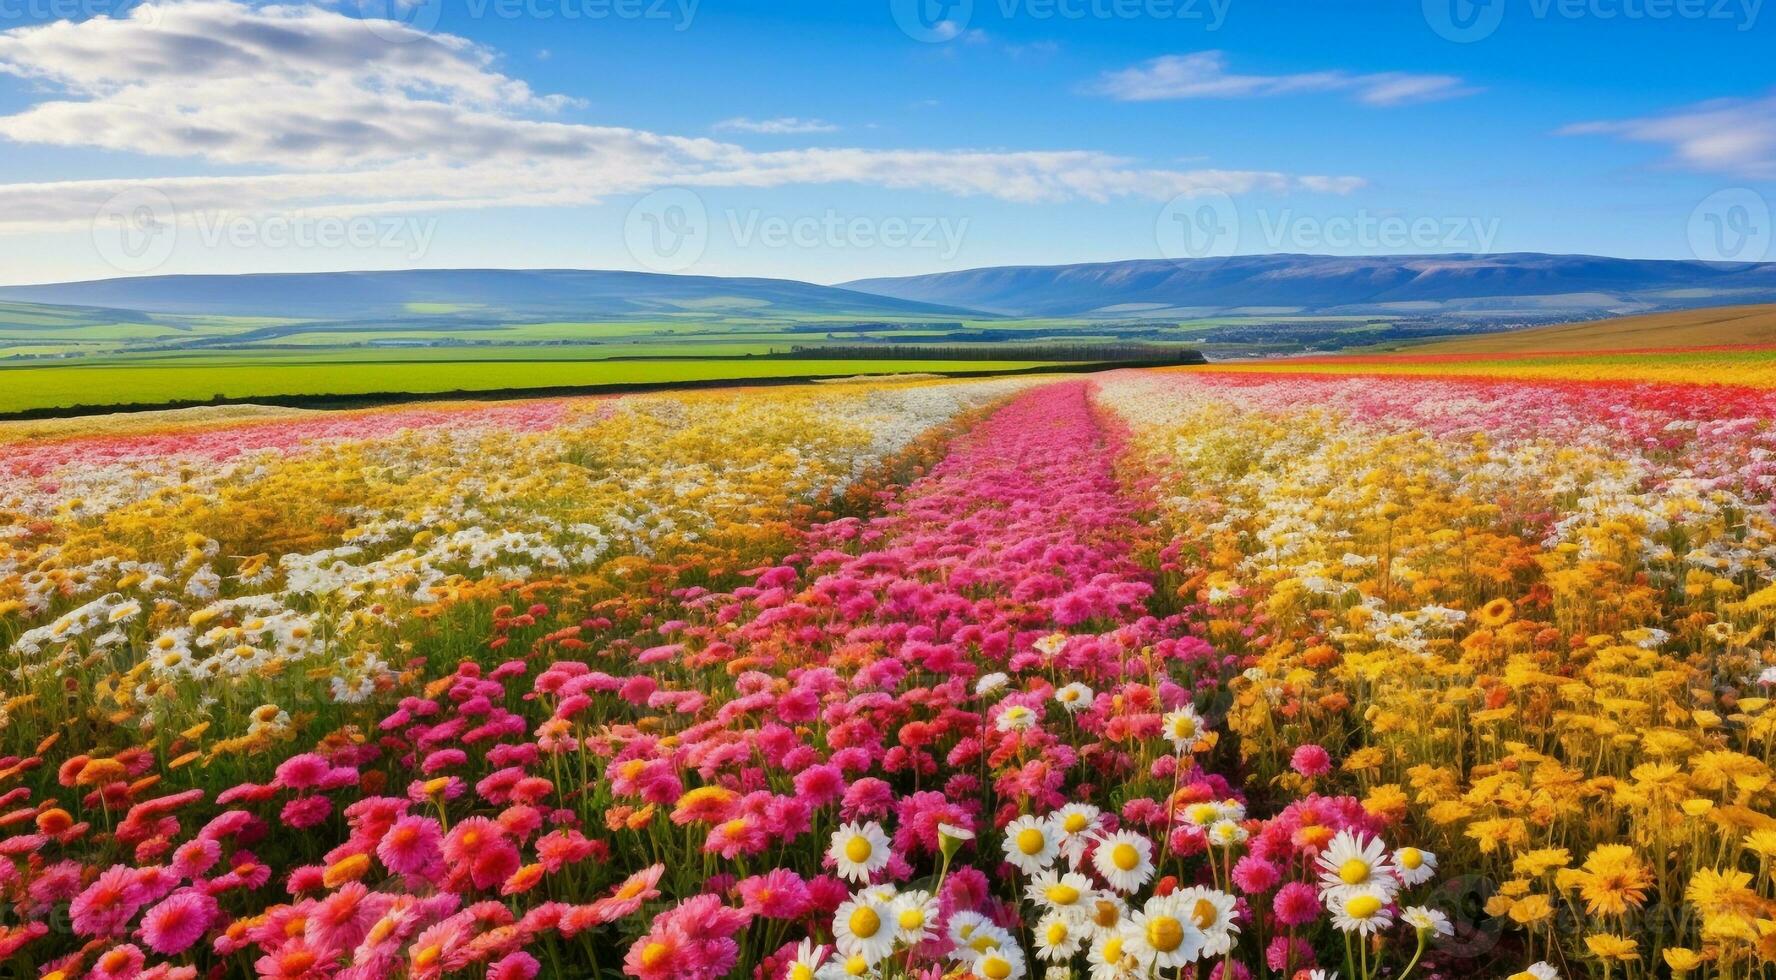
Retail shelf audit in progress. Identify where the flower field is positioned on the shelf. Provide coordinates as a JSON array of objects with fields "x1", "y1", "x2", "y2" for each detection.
[{"x1": 1, "y1": 361, "x2": 1773, "y2": 980}]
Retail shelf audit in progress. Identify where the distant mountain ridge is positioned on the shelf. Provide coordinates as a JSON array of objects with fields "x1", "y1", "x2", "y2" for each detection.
[
  {"x1": 7, "y1": 255, "x2": 1776, "y2": 324},
  {"x1": 841, "y1": 253, "x2": 1776, "y2": 318},
  {"x1": 0, "y1": 269, "x2": 978, "y2": 320}
]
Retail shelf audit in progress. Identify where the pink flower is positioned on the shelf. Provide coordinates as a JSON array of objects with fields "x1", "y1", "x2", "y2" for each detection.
[
  {"x1": 1273, "y1": 881, "x2": 1320, "y2": 926},
  {"x1": 71, "y1": 865, "x2": 147, "y2": 938},
  {"x1": 488, "y1": 951, "x2": 541, "y2": 980},
  {"x1": 1290, "y1": 744, "x2": 1333, "y2": 778},
  {"x1": 281, "y1": 794, "x2": 333, "y2": 830},
  {"x1": 308, "y1": 881, "x2": 378, "y2": 954},
  {"x1": 171, "y1": 838, "x2": 221, "y2": 880},
  {"x1": 137, "y1": 889, "x2": 217, "y2": 955},
  {"x1": 87, "y1": 943, "x2": 146, "y2": 980},
  {"x1": 274, "y1": 753, "x2": 333, "y2": 791},
  {"x1": 735, "y1": 869, "x2": 810, "y2": 920},
  {"x1": 588, "y1": 864, "x2": 664, "y2": 923},
  {"x1": 377, "y1": 815, "x2": 444, "y2": 877},
  {"x1": 1231, "y1": 855, "x2": 1281, "y2": 895}
]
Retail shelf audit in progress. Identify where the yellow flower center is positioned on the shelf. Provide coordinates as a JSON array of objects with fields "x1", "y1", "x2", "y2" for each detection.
[
  {"x1": 1046, "y1": 883, "x2": 1081, "y2": 905},
  {"x1": 898, "y1": 906, "x2": 926, "y2": 930},
  {"x1": 1016, "y1": 827, "x2": 1047, "y2": 855},
  {"x1": 1063, "y1": 813, "x2": 1089, "y2": 833},
  {"x1": 1193, "y1": 897, "x2": 1218, "y2": 928},
  {"x1": 789, "y1": 967, "x2": 814, "y2": 980},
  {"x1": 1397, "y1": 847, "x2": 1423, "y2": 870},
  {"x1": 980, "y1": 955, "x2": 1014, "y2": 980},
  {"x1": 639, "y1": 943, "x2": 671, "y2": 969},
  {"x1": 1112, "y1": 842, "x2": 1140, "y2": 871},
  {"x1": 844, "y1": 836, "x2": 873, "y2": 863},
  {"x1": 1045, "y1": 920, "x2": 1070, "y2": 944},
  {"x1": 1346, "y1": 895, "x2": 1384, "y2": 919},
  {"x1": 844, "y1": 955, "x2": 868, "y2": 977},
  {"x1": 848, "y1": 906, "x2": 881, "y2": 939},
  {"x1": 1103, "y1": 936, "x2": 1126, "y2": 963},
  {"x1": 1339, "y1": 858, "x2": 1371, "y2": 885},
  {"x1": 414, "y1": 945, "x2": 444, "y2": 969},
  {"x1": 1147, "y1": 914, "x2": 1184, "y2": 953}
]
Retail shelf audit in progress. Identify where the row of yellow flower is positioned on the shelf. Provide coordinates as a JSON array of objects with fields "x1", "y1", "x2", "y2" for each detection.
[{"x1": 1099, "y1": 369, "x2": 1776, "y2": 977}]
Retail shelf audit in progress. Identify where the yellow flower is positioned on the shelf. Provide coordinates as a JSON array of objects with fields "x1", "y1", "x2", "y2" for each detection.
[
  {"x1": 1662, "y1": 948, "x2": 1704, "y2": 974},
  {"x1": 1584, "y1": 933, "x2": 1639, "y2": 961},
  {"x1": 1569, "y1": 845, "x2": 1652, "y2": 916}
]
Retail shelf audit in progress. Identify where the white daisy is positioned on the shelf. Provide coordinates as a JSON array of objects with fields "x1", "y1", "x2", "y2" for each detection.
[
  {"x1": 888, "y1": 889, "x2": 937, "y2": 946},
  {"x1": 972, "y1": 944, "x2": 1027, "y2": 980},
  {"x1": 1393, "y1": 846, "x2": 1437, "y2": 885},
  {"x1": 1208, "y1": 819, "x2": 1248, "y2": 848},
  {"x1": 945, "y1": 911, "x2": 1006, "y2": 962},
  {"x1": 1087, "y1": 926, "x2": 1141, "y2": 980},
  {"x1": 815, "y1": 951, "x2": 876, "y2": 980},
  {"x1": 1054, "y1": 682, "x2": 1094, "y2": 713},
  {"x1": 1032, "y1": 911, "x2": 1085, "y2": 961},
  {"x1": 1003, "y1": 813, "x2": 1060, "y2": 874},
  {"x1": 1084, "y1": 894, "x2": 1130, "y2": 937},
  {"x1": 832, "y1": 893, "x2": 895, "y2": 964},
  {"x1": 996, "y1": 703, "x2": 1038, "y2": 732},
  {"x1": 784, "y1": 939, "x2": 829, "y2": 980},
  {"x1": 976, "y1": 672, "x2": 1010, "y2": 696},
  {"x1": 1510, "y1": 963, "x2": 1559, "y2": 980},
  {"x1": 829, "y1": 821, "x2": 891, "y2": 884},
  {"x1": 1174, "y1": 885, "x2": 1239, "y2": 957},
  {"x1": 944, "y1": 916, "x2": 1015, "y2": 958},
  {"x1": 1126, "y1": 893, "x2": 1205, "y2": 969},
  {"x1": 1026, "y1": 868, "x2": 1096, "y2": 918},
  {"x1": 1401, "y1": 905, "x2": 1452, "y2": 938},
  {"x1": 1090, "y1": 830, "x2": 1154, "y2": 894},
  {"x1": 1316, "y1": 830, "x2": 1398, "y2": 902},
  {"x1": 1161, "y1": 706, "x2": 1206, "y2": 752},
  {"x1": 1328, "y1": 888, "x2": 1394, "y2": 935},
  {"x1": 1051, "y1": 803, "x2": 1102, "y2": 866}
]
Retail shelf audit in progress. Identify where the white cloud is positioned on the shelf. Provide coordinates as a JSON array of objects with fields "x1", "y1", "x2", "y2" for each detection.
[
  {"x1": 0, "y1": 1, "x2": 1365, "y2": 234},
  {"x1": 1560, "y1": 91, "x2": 1776, "y2": 179},
  {"x1": 1091, "y1": 51, "x2": 1475, "y2": 107},
  {"x1": 712, "y1": 116, "x2": 840, "y2": 134}
]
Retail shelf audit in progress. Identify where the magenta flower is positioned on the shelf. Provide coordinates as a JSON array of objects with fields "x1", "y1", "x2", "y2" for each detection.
[
  {"x1": 137, "y1": 889, "x2": 218, "y2": 955},
  {"x1": 1290, "y1": 743, "x2": 1334, "y2": 777},
  {"x1": 376, "y1": 815, "x2": 444, "y2": 877}
]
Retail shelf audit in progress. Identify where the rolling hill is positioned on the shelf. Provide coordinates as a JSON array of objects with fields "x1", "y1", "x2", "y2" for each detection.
[
  {"x1": 841, "y1": 254, "x2": 1776, "y2": 318},
  {"x1": 1404, "y1": 303, "x2": 1776, "y2": 354},
  {"x1": 0, "y1": 269, "x2": 978, "y2": 321}
]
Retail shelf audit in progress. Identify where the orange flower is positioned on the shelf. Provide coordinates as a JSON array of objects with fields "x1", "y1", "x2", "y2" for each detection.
[{"x1": 321, "y1": 854, "x2": 371, "y2": 888}]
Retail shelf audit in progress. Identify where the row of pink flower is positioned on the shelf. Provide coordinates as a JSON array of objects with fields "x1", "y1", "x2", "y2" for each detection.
[{"x1": 3, "y1": 398, "x2": 580, "y2": 479}]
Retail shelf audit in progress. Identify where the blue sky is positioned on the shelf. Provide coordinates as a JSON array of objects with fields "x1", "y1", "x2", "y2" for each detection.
[{"x1": 0, "y1": 0, "x2": 1772, "y2": 284}]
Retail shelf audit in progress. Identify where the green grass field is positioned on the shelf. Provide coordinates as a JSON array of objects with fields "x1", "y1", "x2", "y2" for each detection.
[{"x1": 0, "y1": 357, "x2": 1062, "y2": 414}]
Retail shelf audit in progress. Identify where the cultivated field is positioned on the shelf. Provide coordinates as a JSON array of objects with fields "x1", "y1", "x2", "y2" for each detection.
[
  {"x1": 1, "y1": 352, "x2": 1772, "y2": 979},
  {"x1": 1406, "y1": 303, "x2": 1776, "y2": 354},
  {"x1": 0, "y1": 355, "x2": 1063, "y2": 415}
]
